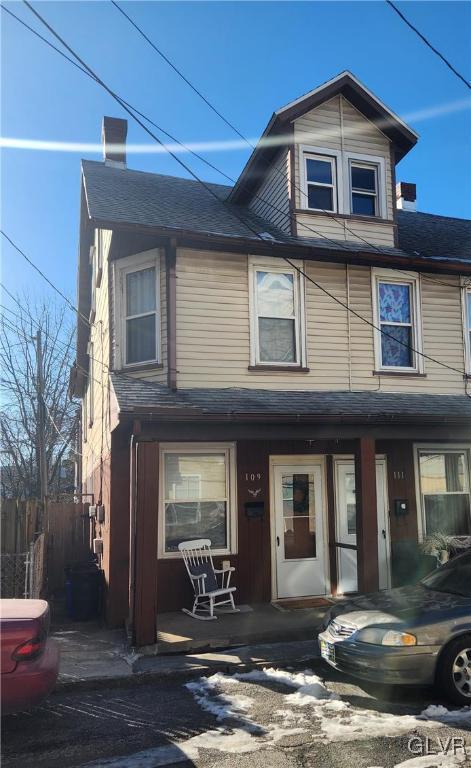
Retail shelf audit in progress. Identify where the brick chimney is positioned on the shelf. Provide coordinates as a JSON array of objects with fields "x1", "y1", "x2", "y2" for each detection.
[
  {"x1": 396, "y1": 181, "x2": 416, "y2": 212},
  {"x1": 102, "y1": 116, "x2": 127, "y2": 167}
]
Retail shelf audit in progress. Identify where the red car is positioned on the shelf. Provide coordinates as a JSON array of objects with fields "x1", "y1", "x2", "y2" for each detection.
[{"x1": 1, "y1": 599, "x2": 59, "y2": 715}]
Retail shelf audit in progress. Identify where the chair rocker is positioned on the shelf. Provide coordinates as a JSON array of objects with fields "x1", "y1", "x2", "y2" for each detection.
[{"x1": 178, "y1": 539, "x2": 239, "y2": 620}]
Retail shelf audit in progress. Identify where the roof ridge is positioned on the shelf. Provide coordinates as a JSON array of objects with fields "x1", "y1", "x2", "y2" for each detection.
[{"x1": 398, "y1": 209, "x2": 471, "y2": 224}]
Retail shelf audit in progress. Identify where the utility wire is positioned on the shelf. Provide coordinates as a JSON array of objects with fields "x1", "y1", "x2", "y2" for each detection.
[
  {"x1": 22, "y1": 2, "x2": 470, "y2": 378},
  {"x1": 386, "y1": 1, "x2": 471, "y2": 91},
  {"x1": 5, "y1": 4, "x2": 466, "y2": 293},
  {"x1": 110, "y1": 1, "x2": 469, "y2": 288}
]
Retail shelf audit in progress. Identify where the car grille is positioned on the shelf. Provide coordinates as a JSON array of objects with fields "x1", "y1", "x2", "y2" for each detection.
[{"x1": 329, "y1": 619, "x2": 357, "y2": 639}]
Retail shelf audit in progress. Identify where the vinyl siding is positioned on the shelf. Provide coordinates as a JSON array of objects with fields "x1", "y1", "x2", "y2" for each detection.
[
  {"x1": 293, "y1": 95, "x2": 395, "y2": 247},
  {"x1": 248, "y1": 148, "x2": 291, "y2": 233},
  {"x1": 174, "y1": 248, "x2": 467, "y2": 395}
]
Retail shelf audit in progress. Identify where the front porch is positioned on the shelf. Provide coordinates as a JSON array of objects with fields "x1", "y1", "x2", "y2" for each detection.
[{"x1": 152, "y1": 600, "x2": 331, "y2": 655}]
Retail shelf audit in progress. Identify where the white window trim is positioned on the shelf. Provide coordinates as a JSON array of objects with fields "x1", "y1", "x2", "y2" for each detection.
[
  {"x1": 113, "y1": 249, "x2": 161, "y2": 369},
  {"x1": 345, "y1": 151, "x2": 387, "y2": 219},
  {"x1": 82, "y1": 397, "x2": 87, "y2": 444},
  {"x1": 299, "y1": 145, "x2": 387, "y2": 219},
  {"x1": 248, "y1": 255, "x2": 306, "y2": 368},
  {"x1": 299, "y1": 145, "x2": 343, "y2": 213},
  {"x1": 371, "y1": 268, "x2": 424, "y2": 374},
  {"x1": 89, "y1": 246, "x2": 97, "y2": 323},
  {"x1": 158, "y1": 442, "x2": 237, "y2": 559},
  {"x1": 462, "y1": 285, "x2": 471, "y2": 374},
  {"x1": 413, "y1": 443, "x2": 471, "y2": 543},
  {"x1": 87, "y1": 340, "x2": 94, "y2": 427}
]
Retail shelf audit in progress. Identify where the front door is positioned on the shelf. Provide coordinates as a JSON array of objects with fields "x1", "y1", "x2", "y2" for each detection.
[
  {"x1": 334, "y1": 458, "x2": 390, "y2": 593},
  {"x1": 273, "y1": 462, "x2": 327, "y2": 598}
]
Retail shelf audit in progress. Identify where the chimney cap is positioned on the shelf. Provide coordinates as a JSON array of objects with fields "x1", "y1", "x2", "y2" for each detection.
[{"x1": 102, "y1": 116, "x2": 127, "y2": 167}]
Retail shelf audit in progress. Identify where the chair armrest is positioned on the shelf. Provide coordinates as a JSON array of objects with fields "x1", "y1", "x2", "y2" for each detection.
[
  {"x1": 214, "y1": 567, "x2": 235, "y2": 573},
  {"x1": 189, "y1": 572, "x2": 207, "y2": 581}
]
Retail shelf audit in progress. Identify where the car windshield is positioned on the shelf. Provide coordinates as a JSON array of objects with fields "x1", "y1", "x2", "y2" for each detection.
[{"x1": 421, "y1": 552, "x2": 471, "y2": 597}]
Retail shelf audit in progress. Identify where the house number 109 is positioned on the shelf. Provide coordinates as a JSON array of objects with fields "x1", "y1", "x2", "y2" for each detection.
[{"x1": 245, "y1": 473, "x2": 262, "y2": 481}]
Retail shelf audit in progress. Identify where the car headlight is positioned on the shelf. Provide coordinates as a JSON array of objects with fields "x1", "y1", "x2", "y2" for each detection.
[{"x1": 356, "y1": 628, "x2": 417, "y2": 646}]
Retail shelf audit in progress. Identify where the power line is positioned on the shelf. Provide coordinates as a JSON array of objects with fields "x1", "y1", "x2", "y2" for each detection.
[
  {"x1": 386, "y1": 1, "x2": 471, "y2": 91},
  {"x1": 1, "y1": 230, "x2": 91, "y2": 328},
  {"x1": 6, "y1": 2, "x2": 467, "y2": 293},
  {"x1": 15, "y1": 2, "x2": 471, "y2": 379},
  {"x1": 110, "y1": 1, "x2": 470, "y2": 288}
]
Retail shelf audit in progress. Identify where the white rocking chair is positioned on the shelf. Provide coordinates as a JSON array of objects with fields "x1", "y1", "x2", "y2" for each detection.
[{"x1": 178, "y1": 539, "x2": 239, "y2": 620}]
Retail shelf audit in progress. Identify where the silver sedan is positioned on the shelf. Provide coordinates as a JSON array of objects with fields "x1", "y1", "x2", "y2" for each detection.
[{"x1": 318, "y1": 550, "x2": 471, "y2": 704}]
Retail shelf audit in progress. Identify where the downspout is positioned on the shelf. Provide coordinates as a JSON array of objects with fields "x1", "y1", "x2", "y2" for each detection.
[{"x1": 128, "y1": 420, "x2": 140, "y2": 645}]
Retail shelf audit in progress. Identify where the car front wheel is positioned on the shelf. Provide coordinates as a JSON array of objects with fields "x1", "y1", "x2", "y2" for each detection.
[{"x1": 437, "y1": 635, "x2": 471, "y2": 706}]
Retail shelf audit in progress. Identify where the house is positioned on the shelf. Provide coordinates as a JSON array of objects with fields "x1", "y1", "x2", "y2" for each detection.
[{"x1": 70, "y1": 71, "x2": 471, "y2": 647}]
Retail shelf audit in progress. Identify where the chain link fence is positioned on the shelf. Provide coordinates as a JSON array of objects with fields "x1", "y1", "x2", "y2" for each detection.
[{"x1": 1, "y1": 551, "x2": 30, "y2": 598}]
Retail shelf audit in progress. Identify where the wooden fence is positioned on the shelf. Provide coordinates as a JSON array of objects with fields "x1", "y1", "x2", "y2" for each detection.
[
  {"x1": 45, "y1": 502, "x2": 91, "y2": 593},
  {"x1": 1, "y1": 499, "x2": 90, "y2": 596}
]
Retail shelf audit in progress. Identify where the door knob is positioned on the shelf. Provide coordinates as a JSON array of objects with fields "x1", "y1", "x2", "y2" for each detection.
[
  {"x1": 382, "y1": 529, "x2": 386, "y2": 539},
  {"x1": 277, "y1": 536, "x2": 280, "y2": 546}
]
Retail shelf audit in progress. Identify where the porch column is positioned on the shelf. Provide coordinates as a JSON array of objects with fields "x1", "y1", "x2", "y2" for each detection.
[
  {"x1": 354, "y1": 437, "x2": 379, "y2": 593},
  {"x1": 132, "y1": 441, "x2": 159, "y2": 646}
]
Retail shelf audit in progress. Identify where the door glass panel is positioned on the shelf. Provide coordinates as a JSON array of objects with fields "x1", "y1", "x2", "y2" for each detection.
[
  {"x1": 344, "y1": 471, "x2": 356, "y2": 535},
  {"x1": 281, "y1": 473, "x2": 316, "y2": 559}
]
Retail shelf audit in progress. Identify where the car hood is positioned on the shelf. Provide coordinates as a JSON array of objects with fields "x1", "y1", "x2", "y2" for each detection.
[{"x1": 329, "y1": 584, "x2": 471, "y2": 628}]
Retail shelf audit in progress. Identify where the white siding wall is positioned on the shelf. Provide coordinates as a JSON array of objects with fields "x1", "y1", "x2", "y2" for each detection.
[
  {"x1": 173, "y1": 248, "x2": 466, "y2": 395},
  {"x1": 248, "y1": 148, "x2": 291, "y2": 233},
  {"x1": 293, "y1": 95, "x2": 395, "y2": 247}
]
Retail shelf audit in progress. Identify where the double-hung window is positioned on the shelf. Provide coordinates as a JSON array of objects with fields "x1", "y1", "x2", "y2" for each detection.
[
  {"x1": 416, "y1": 447, "x2": 471, "y2": 537},
  {"x1": 117, "y1": 250, "x2": 160, "y2": 368},
  {"x1": 350, "y1": 162, "x2": 378, "y2": 217},
  {"x1": 304, "y1": 153, "x2": 337, "y2": 212},
  {"x1": 373, "y1": 270, "x2": 422, "y2": 372},
  {"x1": 160, "y1": 444, "x2": 236, "y2": 557},
  {"x1": 249, "y1": 259, "x2": 305, "y2": 367}
]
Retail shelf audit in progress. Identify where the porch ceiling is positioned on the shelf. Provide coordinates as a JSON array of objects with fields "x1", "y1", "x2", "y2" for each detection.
[{"x1": 110, "y1": 373, "x2": 471, "y2": 425}]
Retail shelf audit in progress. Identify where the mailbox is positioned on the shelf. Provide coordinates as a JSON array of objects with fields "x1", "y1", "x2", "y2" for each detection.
[
  {"x1": 245, "y1": 501, "x2": 264, "y2": 519},
  {"x1": 394, "y1": 498, "x2": 408, "y2": 516}
]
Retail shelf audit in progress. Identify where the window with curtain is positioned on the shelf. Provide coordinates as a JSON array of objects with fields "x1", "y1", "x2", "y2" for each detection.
[
  {"x1": 125, "y1": 266, "x2": 158, "y2": 365},
  {"x1": 419, "y1": 451, "x2": 471, "y2": 537},
  {"x1": 377, "y1": 280, "x2": 415, "y2": 369},
  {"x1": 253, "y1": 268, "x2": 302, "y2": 365},
  {"x1": 162, "y1": 450, "x2": 233, "y2": 554}
]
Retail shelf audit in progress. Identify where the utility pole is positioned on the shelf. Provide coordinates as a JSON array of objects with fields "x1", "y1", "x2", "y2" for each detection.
[{"x1": 35, "y1": 330, "x2": 48, "y2": 506}]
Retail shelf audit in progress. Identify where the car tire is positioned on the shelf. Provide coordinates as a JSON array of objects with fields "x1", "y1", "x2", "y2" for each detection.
[{"x1": 437, "y1": 634, "x2": 471, "y2": 706}]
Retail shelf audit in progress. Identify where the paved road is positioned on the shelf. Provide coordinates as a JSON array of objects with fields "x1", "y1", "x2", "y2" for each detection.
[{"x1": 2, "y1": 659, "x2": 471, "y2": 768}]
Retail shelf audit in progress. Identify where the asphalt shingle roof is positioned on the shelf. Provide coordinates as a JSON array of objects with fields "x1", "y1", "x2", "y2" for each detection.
[
  {"x1": 110, "y1": 373, "x2": 471, "y2": 422},
  {"x1": 82, "y1": 160, "x2": 471, "y2": 262}
]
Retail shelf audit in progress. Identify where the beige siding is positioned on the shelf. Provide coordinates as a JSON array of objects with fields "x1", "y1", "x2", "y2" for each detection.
[
  {"x1": 82, "y1": 228, "x2": 113, "y2": 482},
  {"x1": 175, "y1": 248, "x2": 467, "y2": 395},
  {"x1": 249, "y1": 148, "x2": 291, "y2": 233},
  {"x1": 293, "y1": 95, "x2": 395, "y2": 247}
]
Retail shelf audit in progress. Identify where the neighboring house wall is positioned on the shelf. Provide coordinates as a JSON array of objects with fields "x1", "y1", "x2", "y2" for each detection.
[
  {"x1": 161, "y1": 248, "x2": 465, "y2": 394},
  {"x1": 248, "y1": 148, "x2": 291, "y2": 233},
  {"x1": 293, "y1": 95, "x2": 395, "y2": 247}
]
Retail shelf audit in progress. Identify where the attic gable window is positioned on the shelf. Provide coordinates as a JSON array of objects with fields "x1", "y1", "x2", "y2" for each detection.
[
  {"x1": 350, "y1": 162, "x2": 378, "y2": 217},
  {"x1": 114, "y1": 250, "x2": 160, "y2": 369},
  {"x1": 304, "y1": 154, "x2": 337, "y2": 212},
  {"x1": 249, "y1": 257, "x2": 306, "y2": 368}
]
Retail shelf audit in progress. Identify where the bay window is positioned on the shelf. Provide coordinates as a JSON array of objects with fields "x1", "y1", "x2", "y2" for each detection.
[
  {"x1": 249, "y1": 258, "x2": 305, "y2": 367},
  {"x1": 416, "y1": 447, "x2": 471, "y2": 537},
  {"x1": 373, "y1": 270, "x2": 423, "y2": 373},
  {"x1": 160, "y1": 444, "x2": 236, "y2": 557}
]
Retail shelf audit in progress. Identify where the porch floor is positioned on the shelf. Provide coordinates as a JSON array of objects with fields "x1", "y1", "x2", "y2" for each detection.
[{"x1": 154, "y1": 601, "x2": 331, "y2": 655}]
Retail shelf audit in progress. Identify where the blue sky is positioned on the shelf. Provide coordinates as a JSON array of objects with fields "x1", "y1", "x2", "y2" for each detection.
[{"x1": 1, "y1": 1, "x2": 471, "y2": 307}]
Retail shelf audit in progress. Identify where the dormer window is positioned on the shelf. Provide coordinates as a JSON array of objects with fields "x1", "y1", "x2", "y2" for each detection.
[
  {"x1": 304, "y1": 154, "x2": 337, "y2": 212},
  {"x1": 350, "y1": 162, "x2": 378, "y2": 217}
]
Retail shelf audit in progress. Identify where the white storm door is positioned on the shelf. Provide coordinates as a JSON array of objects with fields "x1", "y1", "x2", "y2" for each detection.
[
  {"x1": 335, "y1": 459, "x2": 390, "y2": 594},
  {"x1": 274, "y1": 464, "x2": 327, "y2": 598}
]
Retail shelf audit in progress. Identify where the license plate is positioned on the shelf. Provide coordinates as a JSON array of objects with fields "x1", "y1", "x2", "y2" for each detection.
[{"x1": 320, "y1": 639, "x2": 335, "y2": 663}]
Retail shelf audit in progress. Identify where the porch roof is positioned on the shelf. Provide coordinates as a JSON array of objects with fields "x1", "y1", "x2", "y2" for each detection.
[{"x1": 110, "y1": 373, "x2": 471, "y2": 424}]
